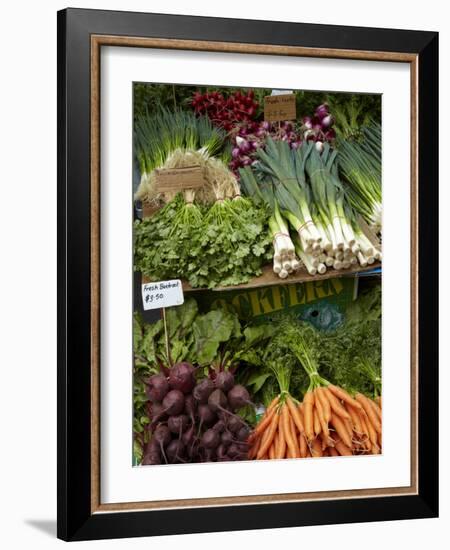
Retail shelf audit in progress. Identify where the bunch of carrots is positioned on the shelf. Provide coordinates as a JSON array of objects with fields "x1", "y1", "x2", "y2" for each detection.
[
  {"x1": 248, "y1": 326, "x2": 382, "y2": 460},
  {"x1": 248, "y1": 385, "x2": 381, "y2": 459}
]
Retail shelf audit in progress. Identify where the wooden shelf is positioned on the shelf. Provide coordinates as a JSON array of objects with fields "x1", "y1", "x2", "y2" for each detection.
[{"x1": 141, "y1": 262, "x2": 381, "y2": 293}]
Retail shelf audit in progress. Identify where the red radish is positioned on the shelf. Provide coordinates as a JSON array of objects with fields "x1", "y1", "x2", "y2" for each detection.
[
  {"x1": 212, "y1": 420, "x2": 225, "y2": 433},
  {"x1": 169, "y1": 362, "x2": 195, "y2": 394},
  {"x1": 146, "y1": 373, "x2": 169, "y2": 403},
  {"x1": 215, "y1": 371, "x2": 234, "y2": 392},
  {"x1": 236, "y1": 426, "x2": 250, "y2": 442},
  {"x1": 152, "y1": 424, "x2": 171, "y2": 464},
  {"x1": 221, "y1": 431, "x2": 233, "y2": 447},
  {"x1": 162, "y1": 390, "x2": 185, "y2": 416},
  {"x1": 193, "y1": 378, "x2": 215, "y2": 404},
  {"x1": 202, "y1": 429, "x2": 220, "y2": 449},
  {"x1": 184, "y1": 393, "x2": 196, "y2": 424},
  {"x1": 227, "y1": 385, "x2": 252, "y2": 411},
  {"x1": 166, "y1": 440, "x2": 185, "y2": 463},
  {"x1": 168, "y1": 414, "x2": 189, "y2": 434},
  {"x1": 197, "y1": 404, "x2": 216, "y2": 427},
  {"x1": 227, "y1": 414, "x2": 246, "y2": 433},
  {"x1": 208, "y1": 389, "x2": 228, "y2": 413}
]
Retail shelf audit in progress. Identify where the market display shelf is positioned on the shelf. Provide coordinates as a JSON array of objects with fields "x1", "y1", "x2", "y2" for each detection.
[{"x1": 140, "y1": 261, "x2": 381, "y2": 293}]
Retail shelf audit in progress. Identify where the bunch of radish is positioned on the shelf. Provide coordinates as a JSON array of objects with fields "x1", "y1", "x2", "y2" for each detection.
[
  {"x1": 229, "y1": 120, "x2": 302, "y2": 174},
  {"x1": 190, "y1": 89, "x2": 259, "y2": 132},
  {"x1": 302, "y1": 103, "x2": 336, "y2": 152},
  {"x1": 142, "y1": 363, "x2": 253, "y2": 465}
]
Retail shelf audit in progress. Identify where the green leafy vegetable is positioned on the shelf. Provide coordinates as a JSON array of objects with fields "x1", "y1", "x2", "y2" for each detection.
[{"x1": 134, "y1": 194, "x2": 272, "y2": 289}]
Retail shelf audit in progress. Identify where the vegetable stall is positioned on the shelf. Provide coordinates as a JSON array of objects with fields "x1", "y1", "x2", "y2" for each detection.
[{"x1": 132, "y1": 85, "x2": 382, "y2": 465}]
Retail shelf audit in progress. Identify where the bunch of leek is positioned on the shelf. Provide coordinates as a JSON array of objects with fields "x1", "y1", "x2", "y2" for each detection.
[
  {"x1": 239, "y1": 164, "x2": 299, "y2": 279},
  {"x1": 134, "y1": 109, "x2": 236, "y2": 204},
  {"x1": 242, "y1": 139, "x2": 381, "y2": 277},
  {"x1": 337, "y1": 123, "x2": 382, "y2": 232}
]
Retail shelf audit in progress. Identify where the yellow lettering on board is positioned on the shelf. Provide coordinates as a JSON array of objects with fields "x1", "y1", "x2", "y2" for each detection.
[
  {"x1": 287, "y1": 284, "x2": 299, "y2": 306},
  {"x1": 270, "y1": 286, "x2": 284, "y2": 312},
  {"x1": 231, "y1": 293, "x2": 250, "y2": 318},
  {"x1": 248, "y1": 290, "x2": 263, "y2": 316},
  {"x1": 313, "y1": 280, "x2": 334, "y2": 299},
  {"x1": 258, "y1": 287, "x2": 277, "y2": 314},
  {"x1": 329, "y1": 277, "x2": 344, "y2": 295},
  {"x1": 305, "y1": 281, "x2": 317, "y2": 303},
  {"x1": 287, "y1": 283, "x2": 303, "y2": 306}
]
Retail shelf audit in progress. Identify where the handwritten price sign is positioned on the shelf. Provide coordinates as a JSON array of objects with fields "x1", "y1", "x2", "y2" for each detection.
[
  {"x1": 141, "y1": 280, "x2": 184, "y2": 310},
  {"x1": 264, "y1": 94, "x2": 296, "y2": 122}
]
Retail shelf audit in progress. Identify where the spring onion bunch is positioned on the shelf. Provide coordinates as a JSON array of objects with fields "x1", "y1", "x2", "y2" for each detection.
[
  {"x1": 337, "y1": 123, "x2": 382, "y2": 232},
  {"x1": 242, "y1": 139, "x2": 381, "y2": 278},
  {"x1": 239, "y1": 163, "x2": 300, "y2": 279},
  {"x1": 134, "y1": 109, "x2": 236, "y2": 204}
]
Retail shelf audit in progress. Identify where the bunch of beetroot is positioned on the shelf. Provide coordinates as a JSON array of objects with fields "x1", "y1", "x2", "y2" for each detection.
[
  {"x1": 301, "y1": 103, "x2": 336, "y2": 152},
  {"x1": 190, "y1": 90, "x2": 259, "y2": 132},
  {"x1": 142, "y1": 363, "x2": 253, "y2": 465},
  {"x1": 229, "y1": 120, "x2": 302, "y2": 174}
]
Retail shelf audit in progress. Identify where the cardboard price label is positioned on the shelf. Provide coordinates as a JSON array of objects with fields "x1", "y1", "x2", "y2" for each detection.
[
  {"x1": 142, "y1": 280, "x2": 184, "y2": 310},
  {"x1": 154, "y1": 165, "x2": 205, "y2": 193},
  {"x1": 264, "y1": 94, "x2": 297, "y2": 122}
]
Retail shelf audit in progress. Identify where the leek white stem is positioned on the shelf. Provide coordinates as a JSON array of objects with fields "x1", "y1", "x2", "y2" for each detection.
[{"x1": 357, "y1": 251, "x2": 368, "y2": 267}]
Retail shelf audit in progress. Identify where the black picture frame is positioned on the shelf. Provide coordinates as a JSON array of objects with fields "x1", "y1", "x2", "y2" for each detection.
[{"x1": 57, "y1": 7, "x2": 438, "y2": 541}]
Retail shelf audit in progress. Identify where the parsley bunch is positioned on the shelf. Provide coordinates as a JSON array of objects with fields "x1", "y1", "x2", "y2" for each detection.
[{"x1": 134, "y1": 194, "x2": 272, "y2": 289}]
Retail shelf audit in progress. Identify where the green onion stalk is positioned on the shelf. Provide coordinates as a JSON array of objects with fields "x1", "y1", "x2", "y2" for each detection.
[
  {"x1": 239, "y1": 166, "x2": 299, "y2": 278},
  {"x1": 337, "y1": 123, "x2": 382, "y2": 232},
  {"x1": 134, "y1": 108, "x2": 229, "y2": 205},
  {"x1": 256, "y1": 139, "x2": 321, "y2": 246},
  {"x1": 346, "y1": 205, "x2": 382, "y2": 265}
]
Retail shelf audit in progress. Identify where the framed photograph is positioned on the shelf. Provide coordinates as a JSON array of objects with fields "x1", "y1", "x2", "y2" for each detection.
[{"x1": 57, "y1": 8, "x2": 438, "y2": 541}]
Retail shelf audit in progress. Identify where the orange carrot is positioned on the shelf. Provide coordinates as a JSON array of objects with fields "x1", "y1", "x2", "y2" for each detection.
[
  {"x1": 335, "y1": 440, "x2": 352, "y2": 456},
  {"x1": 276, "y1": 416, "x2": 287, "y2": 459},
  {"x1": 269, "y1": 443, "x2": 276, "y2": 459},
  {"x1": 368, "y1": 397, "x2": 382, "y2": 423},
  {"x1": 257, "y1": 413, "x2": 279, "y2": 459},
  {"x1": 313, "y1": 406, "x2": 322, "y2": 437},
  {"x1": 358, "y1": 412, "x2": 371, "y2": 451},
  {"x1": 315, "y1": 395, "x2": 331, "y2": 444},
  {"x1": 371, "y1": 442, "x2": 381, "y2": 455},
  {"x1": 290, "y1": 415, "x2": 301, "y2": 457},
  {"x1": 324, "y1": 387, "x2": 351, "y2": 420},
  {"x1": 281, "y1": 404, "x2": 298, "y2": 458},
  {"x1": 315, "y1": 387, "x2": 331, "y2": 422},
  {"x1": 267, "y1": 395, "x2": 281, "y2": 413},
  {"x1": 248, "y1": 433, "x2": 262, "y2": 459},
  {"x1": 375, "y1": 395, "x2": 382, "y2": 409},
  {"x1": 330, "y1": 413, "x2": 352, "y2": 448},
  {"x1": 310, "y1": 437, "x2": 323, "y2": 457},
  {"x1": 273, "y1": 430, "x2": 280, "y2": 457},
  {"x1": 299, "y1": 432, "x2": 308, "y2": 458},
  {"x1": 303, "y1": 391, "x2": 315, "y2": 441},
  {"x1": 355, "y1": 394, "x2": 381, "y2": 433},
  {"x1": 345, "y1": 402, "x2": 362, "y2": 434},
  {"x1": 320, "y1": 431, "x2": 330, "y2": 451},
  {"x1": 329, "y1": 446, "x2": 339, "y2": 457},
  {"x1": 328, "y1": 384, "x2": 362, "y2": 410},
  {"x1": 286, "y1": 397, "x2": 305, "y2": 434},
  {"x1": 364, "y1": 411, "x2": 379, "y2": 447},
  {"x1": 343, "y1": 417, "x2": 354, "y2": 442},
  {"x1": 254, "y1": 406, "x2": 277, "y2": 437}
]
